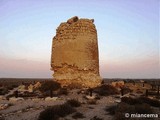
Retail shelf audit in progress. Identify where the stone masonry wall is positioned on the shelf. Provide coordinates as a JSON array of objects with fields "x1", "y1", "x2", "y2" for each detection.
[{"x1": 51, "y1": 16, "x2": 101, "y2": 88}]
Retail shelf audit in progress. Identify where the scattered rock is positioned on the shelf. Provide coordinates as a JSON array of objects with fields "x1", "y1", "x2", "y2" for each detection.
[
  {"x1": 0, "y1": 103, "x2": 9, "y2": 110},
  {"x1": 32, "y1": 98, "x2": 42, "y2": 101},
  {"x1": 28, "y1": 84, "x2": 34, "y2": 92},
  {"x1": 113, "y1": 95, "x2": 121, "y2": 99},
  {"x1": 115, "y1": 99, "x2": 121, "y2": 103},
  {"x1": 9, "y1": 97, "x2": 24, "y2": 101},
  {"x1": 18, "y1": 85, "x2": 26, "y2": 92},
  {"x1": 111, "y1": 81, "x2": 124, "y2": 88},
  {"x1": 0, "y1": 95, "x2": 6, "y2": 100},
  {"x1": 85, "y1": 95, "x2": 96, "y2": 100},
  {"x1": 17, "y1": 110, "x2": 22, "y2": 113},
  {"x1": 67, "y1": 16, "x2": 79, "y2": 24},
  {"x1": 44, "y1": 97, "x2": 58, "y2": 101},
  {"x1": 34, "y1": 82, "x2": 41, "y2": 89}
]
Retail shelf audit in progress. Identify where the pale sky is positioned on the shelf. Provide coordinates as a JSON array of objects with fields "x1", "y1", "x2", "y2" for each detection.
[{"x1": 0, "y1": 0, "x2": 159, "y2": 78}]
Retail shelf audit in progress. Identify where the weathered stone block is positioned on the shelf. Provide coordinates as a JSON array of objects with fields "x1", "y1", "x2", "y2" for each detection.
[{"x1": 67, "y1": 16, "x2": 79, "y2": 24}]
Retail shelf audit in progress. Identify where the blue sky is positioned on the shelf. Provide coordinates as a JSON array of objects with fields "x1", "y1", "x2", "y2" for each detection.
[{"x1": 0, "y1": 0, "x2": 159, "y2": 78}]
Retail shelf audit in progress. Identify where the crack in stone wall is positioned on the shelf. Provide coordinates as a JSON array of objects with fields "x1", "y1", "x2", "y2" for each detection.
[{"x1": 51, "y1": 16, "x2": 102, "y2": 88}]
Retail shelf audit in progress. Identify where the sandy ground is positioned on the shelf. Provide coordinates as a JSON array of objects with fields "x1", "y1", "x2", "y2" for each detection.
[
  {"x1": 0, "y1": 79, "x2": 159, "y2": 120},
  {"x1": 0, "y1": 89, "x2": 118, "y2": 120},
  {"x1": 0, "y1": 99, "x2": 64, "y2": 120}
]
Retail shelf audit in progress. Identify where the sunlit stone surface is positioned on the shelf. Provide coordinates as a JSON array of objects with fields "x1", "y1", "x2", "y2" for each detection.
[{"x1": 51, "y1": 16, "x2": 101, "y2": 88}]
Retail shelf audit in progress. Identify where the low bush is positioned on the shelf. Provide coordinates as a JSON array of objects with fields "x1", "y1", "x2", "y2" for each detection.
[
  {"x1": 115, "y1": 102, "x2": 135, "y2": 115},
  {"x1": 114, "y1": 102, "x2": 153, "y2": 120},
  {"x1": 90, "y1": 116, "x2": 103, "y2": 120},
  {"x1": 135, "y1": 103, "x2": 152, "y2": 114},
  {"x1": 7, "y1": 84, "x2": 18, "y2": 90},
  {"x1": 18, "y1": 92, "x2": 36, "y2": 98},
  {"x1": 105, "y1": 102, "x2": 154, "y2": 120},
  {"x1": 121, "y1": 96, "x2": 160, "y2": 107},
  {"x1": 121, "y1": 87, "x2": 133, "y2": 94},
  {"x1": 38, "y1": 107, "x2": 59, "y2": 120},
  {"x1": 0, "y1": 88, "x2": 9, "y2": 95},
  {"x1": 87, "y1": 99, "x2": 97, "y2": 105},
  {"x1": 105, "y1": 105, "x2": 117, "y2": 115},
  {"x1": 94, "y1": 84, "x2": 119, "y2": 96},
  {"x1": 139, "y1": 97, "x2": 160, "y2": 107},
  {"x1": 95, "y1": 95, "x2": 101, "y2": 100},
  {"x1": 0, "y1": 116, "x2": 5, "y2": 120},
  {"x1": 67, "y1": 83, "x2": 83, "y2": 89},
  {"x1": 88, "y1": 106, "x2": 94, "y2": 109},
  {"x1": 38, "y1": 103, "x2": 75, "y2": 120},
  {"x1": 39, "y1": 81, "x2": 61, "y2": 92},
  {"x1": 72, "y1": 112, "x2": 85, "y2": 119},
  {"x1": 39, "y1": 81, "x2": 61, "y2": 97},
  {"x1": 58, "y1": 88, "x2": 68, "y2": 95},
  {"x1": 66, "y1": 99, "x2": 81, "y2": 107},
  {"x1": 121, "y1": 97, "x2": 142, "y2": 105}
]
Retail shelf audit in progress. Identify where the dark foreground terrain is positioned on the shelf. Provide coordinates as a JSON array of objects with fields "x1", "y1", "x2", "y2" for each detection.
[{"x1": 0, "y1": 78, "x2": 159, "y2": 120}]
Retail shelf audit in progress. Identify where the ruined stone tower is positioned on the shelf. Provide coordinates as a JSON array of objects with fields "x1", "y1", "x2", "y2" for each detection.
[{"x1": 51, "y1": 16, "x2": 101, "y2": 88}]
